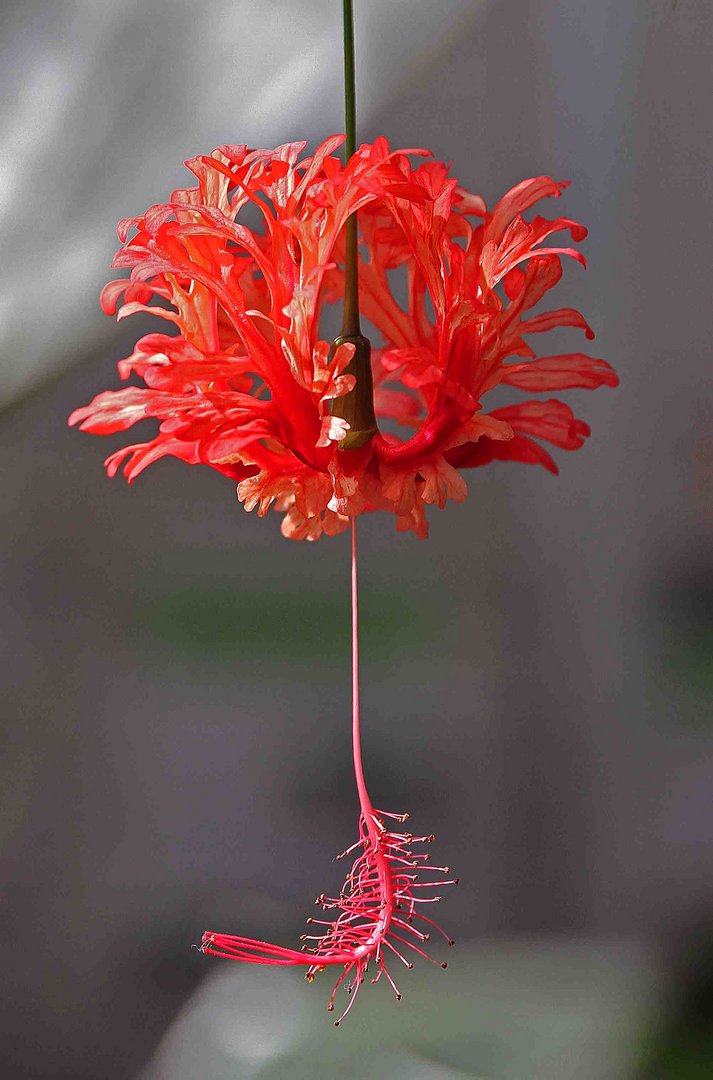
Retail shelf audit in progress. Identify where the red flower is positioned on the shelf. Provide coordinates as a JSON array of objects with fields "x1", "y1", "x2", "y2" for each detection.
[
  {"x1": 68, "y1": 142, "x2": 618, "y2": 1018},
  {"x1": 69, "y1": 137, "x2": 617, "y2": 540}
]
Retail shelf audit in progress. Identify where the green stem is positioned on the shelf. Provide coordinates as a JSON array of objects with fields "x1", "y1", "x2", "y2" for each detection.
[
  {"x1": 342, "y1": 0, "x2": 360, "y2": 337},
  {"x1": 343, "y1": 0, "x2": 357, "y2": 162},
  {"x1": 331, "y1": 0, "x2": 377, "y2": 450}
]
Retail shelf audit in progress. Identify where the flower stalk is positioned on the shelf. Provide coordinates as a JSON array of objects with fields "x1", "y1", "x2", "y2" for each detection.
[{"x1": 331, "y1": 0, "x2": 378, "y2": 450}]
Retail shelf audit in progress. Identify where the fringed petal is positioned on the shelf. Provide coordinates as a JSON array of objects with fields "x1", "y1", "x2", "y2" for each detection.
[
  {"x1": 502, "y1": 354, "x2": 619, "y2": 391},
  {"x1": 71, "y1": 138, "x2": 615, "y2": 538}
]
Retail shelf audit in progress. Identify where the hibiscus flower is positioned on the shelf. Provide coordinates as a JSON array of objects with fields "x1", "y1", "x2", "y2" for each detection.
[{"x1": 69, "y1": 136, "x2": 617, "y2": 541}]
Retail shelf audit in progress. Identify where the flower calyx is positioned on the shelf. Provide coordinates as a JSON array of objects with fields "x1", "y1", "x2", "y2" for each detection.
[{"x1": 330, "y1": 332, "x2": 378, "y2": 450}]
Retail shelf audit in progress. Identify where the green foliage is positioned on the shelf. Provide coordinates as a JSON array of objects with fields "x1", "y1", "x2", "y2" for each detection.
[{"x1": 139, "y1": 584, "x2": 435, "y2": 664}]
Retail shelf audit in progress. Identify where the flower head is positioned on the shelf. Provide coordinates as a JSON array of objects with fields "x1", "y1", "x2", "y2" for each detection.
[{"x1": 70, "y1": 137, "x2": 617, "y2": 540}]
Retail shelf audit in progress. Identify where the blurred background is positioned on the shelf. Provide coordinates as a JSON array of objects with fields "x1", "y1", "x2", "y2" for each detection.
[{"x1": 2, "y1": 1, "x2": 712, "y2": 1077}]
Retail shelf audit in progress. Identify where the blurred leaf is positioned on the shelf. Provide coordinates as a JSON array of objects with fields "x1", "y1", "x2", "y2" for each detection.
[
  {"x1": 143, "y1": 943, "x2": 661, "y2": 1080},
  {"x1": 647, "y1": 572, "x2": 713, "y2": 729},
  {"x1": 664, "y1": 630, "x2": 713, "y2": 699},
  {"x1": 258, "y1": 1046, "x2": 488, "y2": 1079},
  {"x1": 640, "y1": 1034, "x2": 713, "y2": 1079},
  {"x1": 636, "y1": 929, "x2": 713, "y2": 1080},
  {"x1": 138, "y1": 585, "x2": 438, "y2": 664}
]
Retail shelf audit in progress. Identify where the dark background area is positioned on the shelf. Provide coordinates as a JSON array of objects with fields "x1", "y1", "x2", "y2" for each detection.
[{"x1": 1, "y1": 1, "x2": 712, "y2": 1077}]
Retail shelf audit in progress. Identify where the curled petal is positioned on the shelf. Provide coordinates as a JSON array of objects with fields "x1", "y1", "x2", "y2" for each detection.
[
  {"x1": 105, "y1": 435, "x2": 202, "y2": 481},
  {"x1": 445, "y1": 414, "x2": 515, "y2": 451},
  {"x1": 419, "y1": 457, "x2": 468, "y2": 508},
  {"x1": 448, "y1": 432, "x2": 560, "y2": 474},
  {"x1": 71, "y1": 138, "x2": 615, "y2": 539},
  {"x1": 502, "y1": 354, "x2": 619, "y2": 391},
  {"x1": 520, "y1": 307, "x2": 594, "y2": 339},
  {"x1": 117, "y1": 301, "x2": 181, "y2": 325},
  {"x1": 492, "y1": 399, "x2": 590, "y2": 450},
  {"x1": 317, "y1": 415, "x2": 350, "y2": 447},
  {"x1": 486, "y1": 176, "x2": 568, "y2": 244},
  {"x1": 69, "y1": 387, "x2": 165, "y2": 434}
]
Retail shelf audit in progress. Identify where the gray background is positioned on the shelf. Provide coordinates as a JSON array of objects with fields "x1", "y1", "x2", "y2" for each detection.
[{"x1": 1, "y1": 1, "x2": 712, "y2": 1077}]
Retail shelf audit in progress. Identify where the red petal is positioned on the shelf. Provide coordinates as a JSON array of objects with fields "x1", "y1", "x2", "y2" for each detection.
[
  {"x1": 447, "y1": 433, "x2": 559, "y2": 474},
  {"x1": 520, "y1": 308, "x2": 594, "y2": 339},
  {"x1": 486, "y1": 176, "x2": 568, "y2": 243},
  {"x1": 492, "y1": 399, "x2": 590, "y2": 449},
  {"x1": 502, "y1": 354, "x2": 619, "y2": 391}
]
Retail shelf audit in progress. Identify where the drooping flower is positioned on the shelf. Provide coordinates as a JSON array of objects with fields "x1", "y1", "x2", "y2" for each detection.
[
  {"x1": 69, "y1": 137, "x2": 617, "y2": 540},
  {"x1": 69, "y1": 128, "x2": 619, "y2": 1022}
]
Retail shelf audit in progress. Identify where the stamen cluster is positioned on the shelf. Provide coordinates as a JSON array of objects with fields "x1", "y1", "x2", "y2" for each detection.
[{"x1": 200, "y1": 809, "x2": 456, "y2": 1025}]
